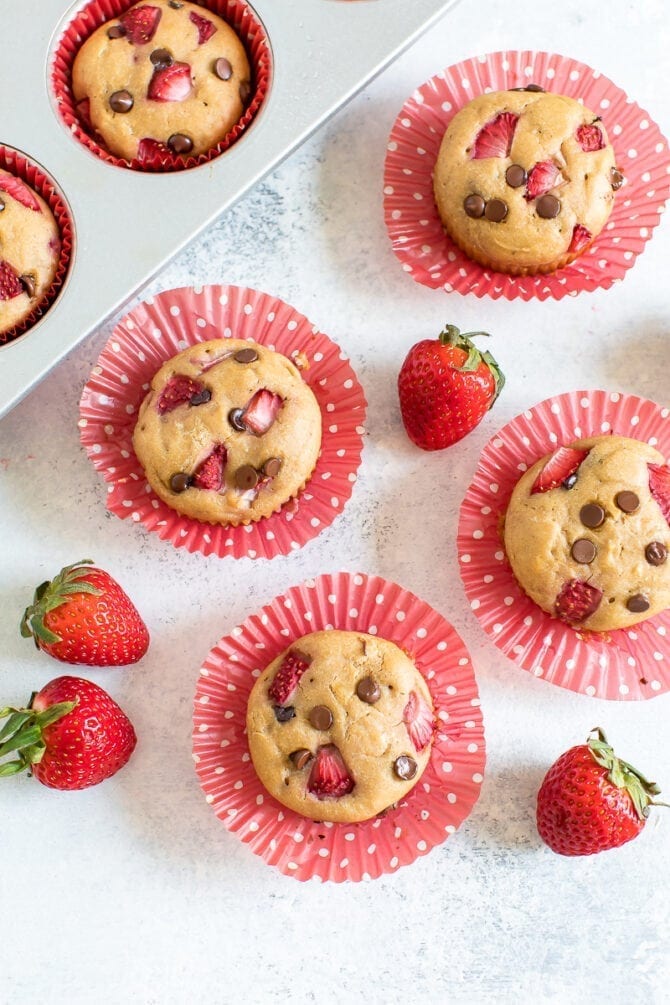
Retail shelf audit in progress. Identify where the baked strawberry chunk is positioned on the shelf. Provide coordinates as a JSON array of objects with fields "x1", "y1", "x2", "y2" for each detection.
[
  {"x1": 555, "y1": 579, "x2": 603, "y2": 624},
  {"x1": 308, "y1": 745, "x2": 355, "y2": 799},
  {"x1": 268, "y1": 650, "x2": 311, "y2": 705},
  {"x1": 649, "y1": 463, "x2": 670, "y2": 525},
  {"x1": 472, "y1": 112, "x2": 518, "y2": 159},
  {"x1": 568, "y1": 224, "x2": 592, "y2": 255},
  {"x1": 119, "y1": 5, "x2": 161, "y2": 45},
  {"x1": 531, "y1": 447, "x2": 589, "y2": 494},
  {"x1": 192, "y1": 443, "x2": 227, "y2": 491},
  {"x1": 148, "y1": 62, "x2": 193, "y2": 103},
  {"x1": 0, "y1": 260, "x2": 24, "y2": 300},
  {"x1": 576, "y1": 123, "x2": 605, "y2": 152},
  {"x1": 242, "y1": 389, "x2": 283, "y2": 435},
  {"x1": 403, "y1": 690, "x2": 434, "y2": 752}
]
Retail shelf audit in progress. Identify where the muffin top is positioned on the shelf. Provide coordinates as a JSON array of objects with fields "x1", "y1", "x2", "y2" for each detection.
[
  {"x1": 246, "y1": 630, "x2": 436, "y2": 823},
  {"x1": 433, "y1": 88, "x2": 622, "y2": 275},
  {"x1": 132, "y1": 338, "x2": 322, "y2": 526},
  {"x1": 72, "y1": 0, "x2": 250, "y2": 161},
  {"x1": 0, "y1": 169, "x2": 60, "y2": 338},
  {"x1": 503, "y1": 435, "x2": 670, "y2": 632}
]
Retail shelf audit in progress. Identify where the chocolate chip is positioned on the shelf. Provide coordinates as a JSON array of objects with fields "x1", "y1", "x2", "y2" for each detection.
[
  {"x1": 645, "y1": 541, "x2": 667, "y2": 566},
  {"x1": 109, "y1": 90, "x2": 134, "y2": 113},
  {"x1": 505, "y1": 164, "x2": 527, "y2": 188},
  {"x1": 170, "y1": 472, "x2": 191, "y2": 493},
  {"x1": 107, "y1": 24, "x2": 126, "y2": 39},
  {"x1": 228, "y1": 408, "x2": 246, "y2": 431},
  {"x1": 463, "y1": 194, "x2": 485, "y2": 219},
  {"x1": 509, "y1": 84, "x2": 545, "y2": 92},
  {"x1": 234, "y1": 347, "x2": 258, "y2": 364},
  {"x1": 484, "y1": 198, "x2": 508, "y2": 222},
  {"x1": 615, "y1": 490, "x2": 639, "y2": 513},
  {"x1": 168, "y1": 133, "x2": 193, "y2": 155},
  {"x1": 150, "y1": 48, "x2": 174, "y2": 68},
  {"x1": 189, "y1": 387, "x2": 211, "y2": 406},
  {"x1": 611, "y1": 167, "x2": 625, "y2": 191},
  {"x1": 239, "y1": 80, "x2": 251, "y2": 105},
  {"x1": 290, "y1": 749, "x2": 312, "y2": 770},
  {"x1": 262, "y1": 457, "x2": 282, "y2": 478},
  {"x1": 571, "y1": 538, "x2": 597, "y2": 564},
  {"x1": 309, "y1": 705, "x2": 333, "y2": 731},
  {"x1": 536, "y1": 194, "x2": 561, "y2": 219},
  {"x1": 235, "y1": 465, "x2": 259, "y2": 490},
  {"x1": 394, "y1": 755, "x2": 418, "y2": 781},
  {"x1": 168, "y1": 0, "x2": 183, "y2": 7},
  {"x1": 626, "y1": 593, "x2": 650, "y2": 613},
  {"x1": 563, "y1": 473, "x2": 579, "y2": 490},
  {"x1": 580, "y1": 503, "x2": 605, "y2": 528},
  {"x1": 20, "y1": 275, "x2": 36, "y2": 298},
  {"x1": 214, "y1": 57, "x2": 233, "y2": 81},
  {"x1": 356, "y1": 676, "x2": 381, "y2": 704},
  {"x1": 273, "y1": 705, "x2": 295, "y2": 723}
]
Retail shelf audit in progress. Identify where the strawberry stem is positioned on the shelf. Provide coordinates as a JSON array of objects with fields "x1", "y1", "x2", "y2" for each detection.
[
  {"x1": 437, "y1": 324, "x2": 505, "y2": 405},
  {"x1": 587, "y1": 727, "x2": 661, "y2": 820},
  {"x1": 0, "y1": 700, "x2": 75, "y2": 777},
  {"x1": 20, "y1": 560, "x2": 99, "y2": 647}
]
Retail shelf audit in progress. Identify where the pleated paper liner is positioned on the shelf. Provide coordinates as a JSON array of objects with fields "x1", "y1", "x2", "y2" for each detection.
[
  {"x1": 458, "y1": 390, "x2": 670, "y2": 700},
  {"x1": 192, "y1": 572, "x2": 486, "y2": 882},
  {"x1": 79, "y1": 285, "x2": 366, "y2": 559},
  {"x1": 0, "y1": 146, "x2": 73, "y2": 347},
  {"x1": 384, "y1": 50, "x2": 670, "y2": 301},
  {"x1": 52, "y1": 0, "x2": 270, "y2": 172}
]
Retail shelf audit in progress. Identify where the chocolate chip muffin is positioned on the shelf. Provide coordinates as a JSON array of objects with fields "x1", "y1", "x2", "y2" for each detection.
[
  {"x1": 503, "y1": 435, "x2": 670, "y2": 632},
  {"x1": 246, "y1": 630, "x2": 436, "y2": 823},
  {"x1": 433, "y1": 88, "x2": 623, "y2": 275},
  {"x1": 0, "y1": 169, "x2": 60, "y2": 337},
  {"x1": 132, "y1": 339, "x2": 322, "y2": 525},
  {"x1": 72, "y1": 0, "x2": 250, "y2": 161}
]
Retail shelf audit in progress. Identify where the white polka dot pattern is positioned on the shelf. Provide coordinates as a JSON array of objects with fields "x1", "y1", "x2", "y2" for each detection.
[
  {"x1": 192, "y1": 572, "x2": 486, "y2": 883},
  {"x1": 384, "y1": 50, "x2": 670, "y2": 302},
  {"x1": 79, "y1": 285, "x2": 366, "y2": 560},
  {"x1": 458, "y1": 389, "x2": 670, "y2": 701}
]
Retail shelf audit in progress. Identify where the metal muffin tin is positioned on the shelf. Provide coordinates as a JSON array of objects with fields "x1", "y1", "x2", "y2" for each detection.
[{"x1": 0, "y1": 0, "x2": 460, "y2": 419}]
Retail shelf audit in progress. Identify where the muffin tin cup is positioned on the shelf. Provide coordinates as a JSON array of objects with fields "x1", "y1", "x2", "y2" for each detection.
[
  {"x1": 0, "y1": 146, "x2": 74, "y2": 347},
  {"x1": 383, "y1": 50, "x2": 670, "y2": 301},
  {"x1": 192, "y1": 571, "x2": 486, "y2": 882},
  {"x1": 51, "y1": 0, "x2": 271, "y2": 172},
  {"x1": 458, "y1": 389, "x2": 670, "y2": 700},
  {"x1": 79, "y1": 284, "x2": 367, "y2": 559}
]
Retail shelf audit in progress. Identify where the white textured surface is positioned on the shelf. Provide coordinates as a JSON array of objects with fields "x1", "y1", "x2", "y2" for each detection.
[{"x1": 2, "y1": 1, "x2": 670, "y2": 1002}]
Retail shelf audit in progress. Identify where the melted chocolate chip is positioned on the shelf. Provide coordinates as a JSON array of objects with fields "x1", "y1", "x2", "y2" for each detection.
[
  {"x1": 109, "y1": 90, "x2": 134, "y2": 113},
  {"x1": 170, "y1": 472, "x2": 191, "y2": 493},
  {"x1": 563, "y1": 473, "x2": 579, "y2": 490},
  {"x1": 239, "y1": 80, "x2": 251, "y2": 105},
  {"x1": 189, "y1": 387, "x2": 211, "y2": 406},
  {"x1": 273, "y1": 705, "x2": 295, "y2": 723},
  {"x1": 168, "y1": 133, "x2": 193, "y2": 155},
  {"x1": 309, "y1": 705, "x2": 333, "y2": 731},
  {"x1": 394, "y1": 755, "x2": 418, "y2": 781},
  {"x1": 615, "y1": 490, "x2": 639, "y2": 513},
  {"x1": 20, "y1": 275, "x2": 36, "y2": 299},
  {"x1": 505, "y1": 164, "x2": 527, "y2": 188},
  {"x1": 626, "y1": 593, "x2": 650, "y2": 614},
  {"x1": 356, "y1": 676, "x2": 381, "y2": 704},
  {"x1": 235, "y1": 465, "x2": 259, "y2": 490},
  {"x1": 168, "y1": 0, "x2": 183, "y2": 7},
  {"x1": 536, "y1": 194, "x2": 561, "y2": 219},
  {"x1": 571, "y1": 538, "x2": 597, "y2": 564},
  {"x1": 484, "y1": 198, "x2": 508, "y2": 222},
  {"x1": 509, "y1": 84, "x2": 545, "y2": 92},
  {"x1": 290, "y1": 749, "x2": 312, "y2": 770},
  {"x1": 228, "y1": 408, "x2": 246, "y2": 431},
  {"x1": 234, "y1": 347, "x2": 258, "y2": 364},
  {"x1": 645, "y1": 541, "x2": 667, "y2": 566},
  {"x1": 611, "y1": 167, "x2": 625, "y2": 191},
  {"x1": 214, "y1": 57, "x2": 233, "y2": 81},
  {"x1": 580, "y1": 503, "x2": 606, "y2": 528},
  {"x1": 464, "y1": 194, "x2": 485, "y2": 219},
  {"x1": 262, "y1": 457, "x2": 282, "y2": 478},
  {"x1": 150, "y1": 48, "x2": 174, "y2": 68},
  {"x1": 107, "y1": 24, "x2": 126, "y2": 39}
]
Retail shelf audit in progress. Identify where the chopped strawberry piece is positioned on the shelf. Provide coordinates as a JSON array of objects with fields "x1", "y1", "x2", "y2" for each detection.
[
  {"x1": 308, "y1": 745, "x2": 355, "y2": 799},
  {"x1": 242, "y1": 389, "x2": 283, "y2": 435},
  {"x1": 649, "y1": 464, "x2": 670, "y2": 525},
  {"x1": 0, "y1": 260, "x2": 24, "y2": 300},
  {"x1": 0, "y1": 174, "x2": 41, "y2": 212},
  {"x1": 472, "y1": 112, "x2": 518, "y2": 159},
  {"x1": 190, "y1": 10, "x2": 217, "y2": 44},
  {"x1": 76, "y1": 97, "x2": 92, "y2": 129},
  {"x1": 555, "y1": 579, "x2": 603, "y2": 624},
  {"x1": 192, "y1": 443, "x2": 227, "y2": 491},
  {"x1": 576, "y1": 123, "x2": 605, "y2": 152},
  {"x1": 525, "y1": 160, "x2": 564, "y2": 201},
  {"x1": 268, "y1": 650, "x2": 311, "y2": 705},
  {"x1": 189, "y1": 348, "x2": 233, "y2": 372},
  {"x1": 403, "y1": 690, "x2": 434, "y2": 753},
  {"x1": 148, "y1": 61, "x2": 193, "y2": 102},
  {"x1": 119, "y1": 5, "x2": 161, "y2": 44},
  {"x1": 156, "y1": 375, "x2": 205, "y2": 414},
  {"x1": 568, "y1": 224, "x2": 592, "y2": 255},
  {"x1": 137, "y1": 138, "x2": 171, "y2": 163},
  {"x1": 531, "y1": 447, "x2": 590, "y2": 494}
]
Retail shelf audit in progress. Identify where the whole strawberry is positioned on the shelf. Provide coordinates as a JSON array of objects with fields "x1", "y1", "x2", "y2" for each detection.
[
  {"x1": 536, "y1": 728, "x2": 662, "y2": 856},
  {"x1": 0, "y1": 676, "x2": 137, "y2": 789},
  {"x1": 21, "y1": 559, "x2": 149, "y2": 666},
  {"x1": 398, "y1": 324, "x2": 504, "y2": 450}
]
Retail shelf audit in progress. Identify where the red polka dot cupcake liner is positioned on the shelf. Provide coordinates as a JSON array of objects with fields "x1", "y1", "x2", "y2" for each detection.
[
  {"x1": 0, "y1": 146, "x2": 74, "y2": 347},
  {"x1": 192, "y1": 571, "x2": 486, "y2": 882},
  {"x1": 79, "y1": 285, "x2": 366, "y2": 559},
  {"x1": 384, "y1": 50, "x2": 670, "y2": 301},
  {"x1": 458, "y1": 390, "x2": 670, "y2": 700},
  {"x1": 51, "y1": 0, "x2": 270, "y2": 172}
]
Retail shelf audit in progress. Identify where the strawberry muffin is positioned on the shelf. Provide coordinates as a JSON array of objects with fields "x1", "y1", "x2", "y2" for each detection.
[
  {"x1": 433, "y1": 87, "x2": 623, "y2": 275},
  {"x1": 503, "y1": 435, "x2": 670, "y2": 632},
  {"x1": 246, "y1": 630, "x2": 436, "y2": 824},
  {"x1": 132, "y1": 339, "x2": 322, "y2": 526},
  {"x1": 0, "y1": 170, "x2": 60, "y2": 337},
  {"x1": 72, "y1": 0, "x2": 251, "y2": 161}
]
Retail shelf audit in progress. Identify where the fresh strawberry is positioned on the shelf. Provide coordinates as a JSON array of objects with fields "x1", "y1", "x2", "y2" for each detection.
[
  {"x1": 267, "y1": 650, "x2": 311, "y2": 705},
  {"x1": 402, "y1": 690, "x2": 434, "y2": 753},
  {"x1": 119, "y1": 4, "x2": 161, "y2": 44},
  {"x1": 308, "y1": 745, "x2": 355, "y2": 799},
  {"x1": 0, "y1": 173, "x2": 41, "y2": 212},
  {"x1": 555, "y1": 579, "x2": 603, "y2": 624},
  {"x1": 20, "y1": 560, "x2": 149, "y2": 667},
  {"x1": 242, "y1": 389, "x2": 284, "y2": 435},
  {"x1": 576, "y1": 123, "x2": 605, "y2": 152},
  {"x1": 0, "y1": 260, "x2": 24, "y2": 300},
  {"x1": 472, "y1": 112, "x2": 518, "y2": 159},
  {"x1": 137, "y1": 137, "x2": 171, "y2": 163},
  {"x1": 0, "y1": 676, "x2": 136, "y2": 789},
  {"x1": 190, "y1": 10, "x2": 216, "y2": 44},
  {"x1": 148, "y1": 61, "x2": 193, "y2": 102},
  {"x1": 648, "y1": 463, "x2": 670, "y2": 525},
  {"x1": 536, "y1": 728, "x2": 661, "y2": 856},
  {"x1": 192, "y1": 443, "x2": 227, "y2": 490},
  {"x1": 156, "y1": 374, "x2": 206, "y2": 414},
  {"x1": 568, "y1": 223, "x2": 592, "y2": 255},
  {"x1": 397, "y1": 324, "x2": 504, "y2": 451},
  {"x1": 530, "y1": 446, "x2": 589, "y2": 494},
  {"x1": 525, "y1": 160, "x2": 564, "y2": 201}
]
